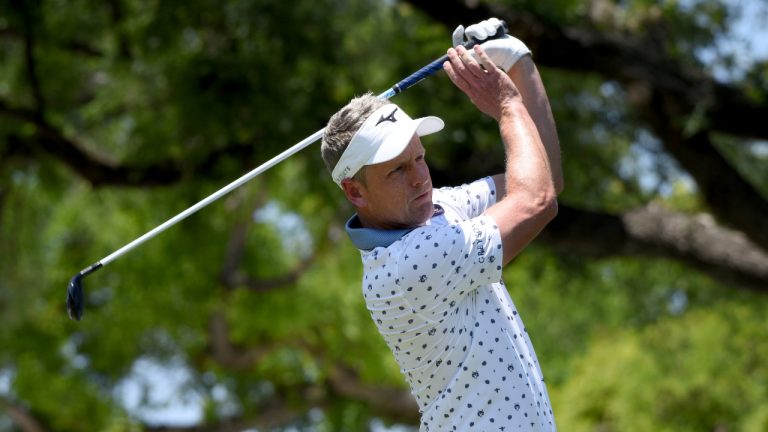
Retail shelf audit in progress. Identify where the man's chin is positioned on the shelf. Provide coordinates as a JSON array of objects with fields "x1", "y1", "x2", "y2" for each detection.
[{"x1": 415, "y1": 199, "x2": 435, "y2": 223}]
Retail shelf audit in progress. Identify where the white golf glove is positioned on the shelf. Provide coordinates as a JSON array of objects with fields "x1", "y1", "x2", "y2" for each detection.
[{"x1": 452, "y1": 17, "x2": 531, "y2": 72}]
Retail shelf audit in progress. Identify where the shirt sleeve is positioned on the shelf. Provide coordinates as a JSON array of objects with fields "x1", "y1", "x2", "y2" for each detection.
[
  {"x1": 433, "y1": 177, "x2": 498, "y2": 221},
  {"x1": 395, "y1": 214, "x2": 504, "y2": 323}
]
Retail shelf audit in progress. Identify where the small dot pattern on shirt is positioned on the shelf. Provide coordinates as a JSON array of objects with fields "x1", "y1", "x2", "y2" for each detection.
[{"x1": 359, "y1": 178, "x2": 555, "y2": 431}]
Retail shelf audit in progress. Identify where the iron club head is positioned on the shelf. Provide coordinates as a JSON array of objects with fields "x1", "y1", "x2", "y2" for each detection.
[
  {"x1": 67, "y1": 273, "x2": 84, "y2": 321},
  {"x1": 66, "y1": 262, "x2": 102, "y2": 321}
]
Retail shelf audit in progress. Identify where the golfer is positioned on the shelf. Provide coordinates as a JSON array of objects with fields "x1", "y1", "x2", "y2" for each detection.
[{"x1": 321, "y1": 18, "x2": 563, "y2": 431}]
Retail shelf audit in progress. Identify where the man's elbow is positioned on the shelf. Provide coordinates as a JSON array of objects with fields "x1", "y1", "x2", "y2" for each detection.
[
  {"x1": 526, "y1": 188, "x2": 558, "y2": 226},
  {"x1": 539, "y1": 193, "x2": 558, "y2": 223}
]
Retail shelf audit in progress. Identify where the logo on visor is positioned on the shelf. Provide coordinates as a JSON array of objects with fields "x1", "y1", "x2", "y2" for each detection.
[{"x1": 375, "y1": 107, "x2": 399, "y2": 126}]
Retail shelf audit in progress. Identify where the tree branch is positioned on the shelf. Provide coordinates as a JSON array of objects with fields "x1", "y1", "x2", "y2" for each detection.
[
  {"x1": 643, "y1": 90, "x2": 768, "y2": 252},
  {"x1": 0, "y1": 25, "x2": 103, "y2": 57},
  {"x1": 0, "y1": 397, "x2": 48, "y2": 432},
  {"x1": 13, "y1": 0, "x2": 45, "y2": 117},
  {"x1": 106, "y1": 0, "x2": 132, "y2": 60},
  {"x1": 539, "y1": 204, "x2": 768, "y2": 292},
  {"x1": 218, "y1": 206, "x2": 319, "y2": 292},
  {"x1": 207, "y1": 311, "x2": 274, "y2": 370},
  {"x1": 218, "y1": 193, "x2": 347, "y2": 293},
  {"x1": 0, "y1": 98, "x2": 265, "y2": 187},
  {"x1": 220, "y1": 256, "x2": 317, "y2": 292},
  {"x1": 327, "y1": 365, "x2": 419, "y2": 425}
]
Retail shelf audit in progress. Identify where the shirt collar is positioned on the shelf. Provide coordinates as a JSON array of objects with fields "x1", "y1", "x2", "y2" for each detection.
[{"x1": 345, "y1": 205, "x2": 445, "y2": 251}]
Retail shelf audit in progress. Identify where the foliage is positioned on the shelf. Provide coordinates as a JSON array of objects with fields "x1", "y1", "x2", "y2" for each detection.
[
  {"x1": 0, "y1": 0, "x2": 766, "y2": 431},
  {"x1": 554, "y1": 300, "x2": 768, "y2": 431}
]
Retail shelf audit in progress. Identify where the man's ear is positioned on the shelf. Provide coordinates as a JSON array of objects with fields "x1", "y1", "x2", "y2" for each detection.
[{"x1": 341, "y1": 178, "x2": 367, "y2": 208}]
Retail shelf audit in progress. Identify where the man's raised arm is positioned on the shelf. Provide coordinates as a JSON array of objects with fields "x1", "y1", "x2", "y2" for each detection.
[{"x1": 444, "y1": 43, "x2": 558, "y2": 265}]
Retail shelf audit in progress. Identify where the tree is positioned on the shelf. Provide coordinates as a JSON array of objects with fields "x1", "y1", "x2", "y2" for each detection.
[{"x1": 0, "y1": 0, "x2": 766, "y2": 430}]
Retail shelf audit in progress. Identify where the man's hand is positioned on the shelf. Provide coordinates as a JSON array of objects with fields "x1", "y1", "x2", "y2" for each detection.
[
  {"x1": 443, "y1": 45, "x2": 521, "y2": 121},
  {"x1": 452, "y1": 18, "x2": 531, "y2": 72}
]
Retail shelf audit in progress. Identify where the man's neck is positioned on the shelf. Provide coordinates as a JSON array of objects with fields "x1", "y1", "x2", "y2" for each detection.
[{"x1": 356, "y1": 212, "x2": 421, "y2": 231}]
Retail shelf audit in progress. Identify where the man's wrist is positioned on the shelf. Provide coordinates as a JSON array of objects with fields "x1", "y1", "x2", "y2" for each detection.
[{"x1": 498, "y1": 99, "x2": 526, "y2": 120}]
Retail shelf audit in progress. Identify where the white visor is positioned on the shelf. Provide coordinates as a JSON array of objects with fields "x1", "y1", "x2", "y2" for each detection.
[{"x1": 331, "y1": 103, "x2": 444, "y2": 186}]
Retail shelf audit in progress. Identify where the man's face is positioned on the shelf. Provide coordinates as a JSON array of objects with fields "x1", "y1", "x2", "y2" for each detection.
[{"x1": 347, "y1": 135, "x2": 434, "y2": 230}]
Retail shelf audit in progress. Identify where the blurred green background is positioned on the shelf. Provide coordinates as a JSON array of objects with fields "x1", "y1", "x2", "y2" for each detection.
[{"x1": 1, "y1": 0, "x2": 767, "y2": 430}]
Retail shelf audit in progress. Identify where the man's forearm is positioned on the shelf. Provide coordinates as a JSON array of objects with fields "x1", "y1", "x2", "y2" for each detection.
[
  {"x1": 508, "y1": 56, "x2": 563, "y2": 194},
  {"x1": 498, "y1": 101, "x2": 556, "y2": 203},
  {"x1": 485, "y1": 99, "x2": 557, "y2": 264}
]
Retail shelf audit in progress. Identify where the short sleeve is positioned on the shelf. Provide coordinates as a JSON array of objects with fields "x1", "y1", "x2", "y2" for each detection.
[
  {"x1": 433, "y1": 177, "x2": 497, "y2": 221},
  {"x1": 396, "y1": 214, "x2": 503, "y2": 323}
]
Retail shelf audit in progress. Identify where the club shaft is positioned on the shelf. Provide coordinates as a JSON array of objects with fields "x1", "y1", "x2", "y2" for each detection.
[
  {"x1": 99, "y1": 53, "x2": 459, "y2": 266},
  {"x1": 95, "y1": 26, "x2": 515, "y2": 268},
  {"x1": 102, "y1": 94, "x2": 412, "y2": 266},
  {"x1": 100, "y1": 127, "x2": 326, "y2": 265}
]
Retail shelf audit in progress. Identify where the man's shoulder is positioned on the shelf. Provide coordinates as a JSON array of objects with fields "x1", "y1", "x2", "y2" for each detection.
[
  {"x1": 432, "y1": 177, "x2": 497, "y2": 222},
  {"x1": 433, "y1": 176, "x2": 495, "y2": 205},
  {"x1": 434, "y1": 177, "x2": 494, "y2": 195}
]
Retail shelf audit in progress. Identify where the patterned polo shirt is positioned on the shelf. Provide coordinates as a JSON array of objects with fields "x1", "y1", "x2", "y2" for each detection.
[{"x1": 346, "y1": 177, "x2": 555, "y2": 431}]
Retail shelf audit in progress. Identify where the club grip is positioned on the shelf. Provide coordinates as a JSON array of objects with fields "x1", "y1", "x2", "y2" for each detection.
[{"x1": 386, "y1": 20, "x2": 509, "y2": 98}]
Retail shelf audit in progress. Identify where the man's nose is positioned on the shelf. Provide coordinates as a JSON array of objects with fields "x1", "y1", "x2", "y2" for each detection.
[{"x1": 410, "y1": 162, "x2": 430, "y2": 187}]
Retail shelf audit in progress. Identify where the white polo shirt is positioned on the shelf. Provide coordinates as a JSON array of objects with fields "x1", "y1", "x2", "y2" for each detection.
[{"x1": 346, "y1": 177, "x2": 555, "y2": 431}]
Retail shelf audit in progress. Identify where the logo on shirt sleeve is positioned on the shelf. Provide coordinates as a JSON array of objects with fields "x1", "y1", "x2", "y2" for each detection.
[{"x1": 472, "y1": 223, "x2": 487, "y2": 263}]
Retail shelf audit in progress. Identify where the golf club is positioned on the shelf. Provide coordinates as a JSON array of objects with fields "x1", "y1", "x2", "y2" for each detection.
[{"x1": 67, "y1": 22, "x2": 509, "y2": 321}]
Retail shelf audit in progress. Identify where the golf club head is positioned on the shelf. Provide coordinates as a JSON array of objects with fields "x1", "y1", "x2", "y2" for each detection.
[{"x1": 67, "y1": 273, "x2": 84, "y2": 321}]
